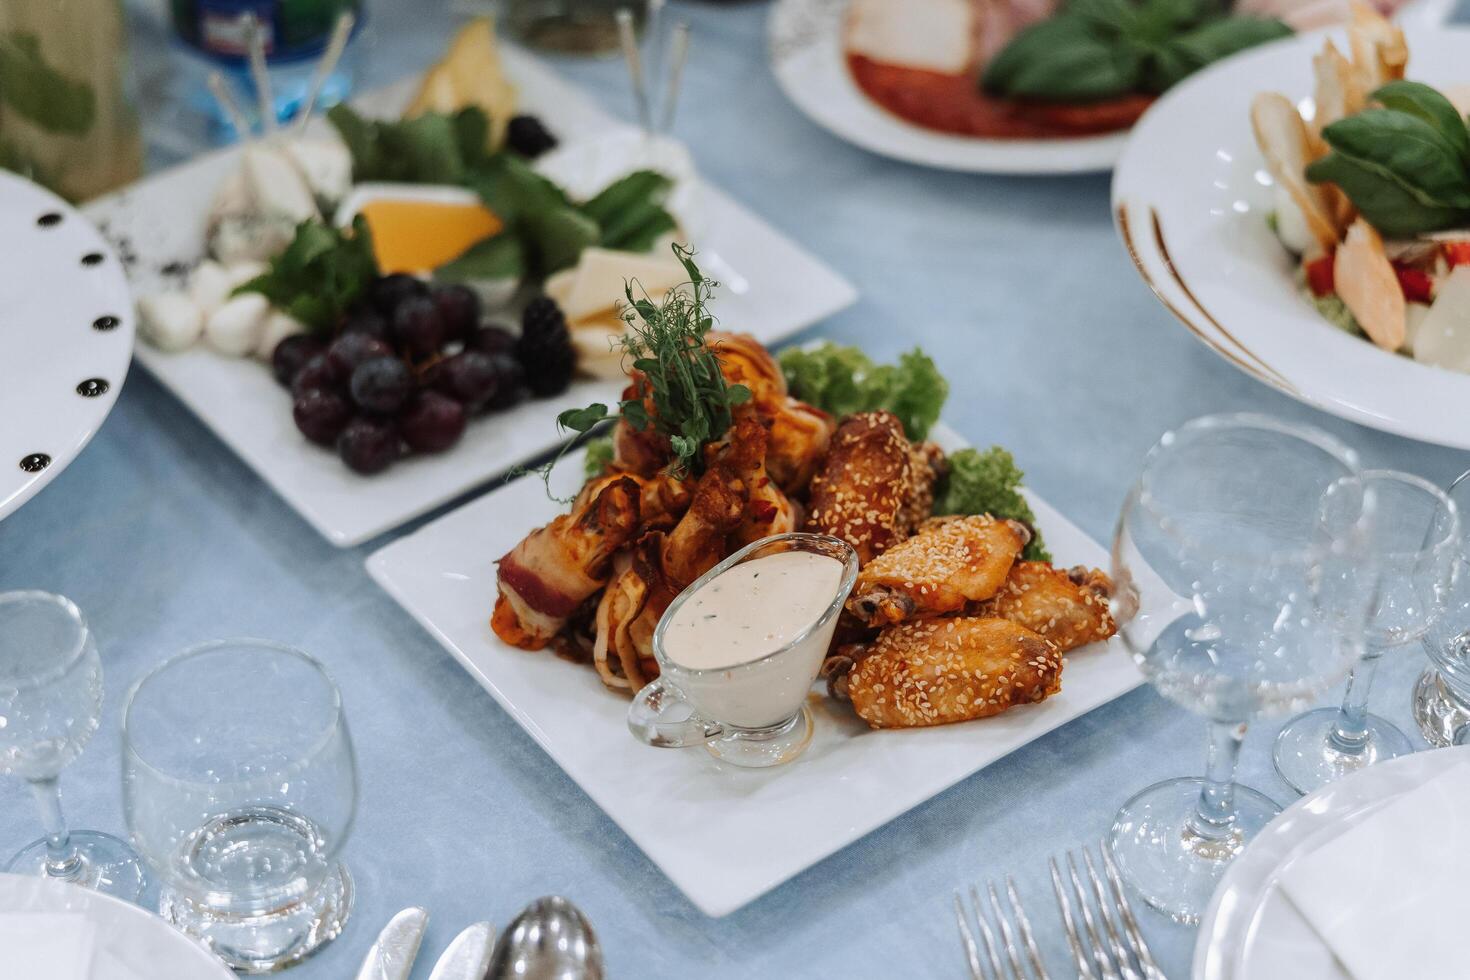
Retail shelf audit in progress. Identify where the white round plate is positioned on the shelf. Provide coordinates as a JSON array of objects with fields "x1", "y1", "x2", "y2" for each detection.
[
  {"x1": 0, "y1": 171, "x2": 134, "y2": 520},
  {"x1": 768, "y1": 0, "x2": 1129, "y2": 174},
  {"x1": 1113, "y1": 26, "x2": 1470, "y2": 450},
  {"x1": 1193, "y1": 746, "x2": 1470, "y2": 980},
  {"x1": 0, "y1": 872, "x2": 233, "y2": 979}
]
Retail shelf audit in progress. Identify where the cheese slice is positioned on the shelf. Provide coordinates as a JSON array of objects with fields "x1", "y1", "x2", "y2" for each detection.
[
  {"x1": 406, "y1": 17, "x2": 517, "y2": 149},
  {"x1": 339, "y1": 184, "x2": 502, "y2": 275},
  {"x1": 845, "y1": 0, "x2": 976, "y2": 75},
  {"x1": 241, "y1": 144, "x2": 318, "y2": 223},
  {"x1": 571, "y1": 316, "x2": 630, "y2": 380},
  {"x1": 562, "y1": 247, "x2": 688, "y2": 323}
]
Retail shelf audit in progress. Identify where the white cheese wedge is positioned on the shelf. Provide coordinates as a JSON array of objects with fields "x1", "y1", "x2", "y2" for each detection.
[
  {"x1": 138, "y1": 291, "x2": 204, "y2": 352},
  {"x1": 187, "y1": 260, "x2": 233, "y2": 317},
  {"x1": 284, "y1": 137, "x2": 352, "y2": 205},
  {"x1": 204, "y1": 293, "x2": 272, "y2": 357},
  {"x1": 1413, "y1": 266, "x2": 1470, "y2": 373},
  {"x1": 562, "y1": 247, "x2": 688, "y2": 323},
  {"x1": 1403, "y1": 301, "x2": 1432, "y2": 356},
  {"x1": 845, "y1": 0, "x2": 976, "y2": 74},
  {"x1": 544, "y1": 267, "x2": 577, "y2": 308},
  {"x1": 571, "y1": 317, "x2": 629, "y2": 381},
  {"x1": 242, "y1": 144, "x2": 318, "y2": 225}
]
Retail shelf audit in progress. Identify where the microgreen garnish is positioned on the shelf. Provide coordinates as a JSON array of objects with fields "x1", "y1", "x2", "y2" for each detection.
[{"x1": 530, "y1": 245, "x2": 750, "y2": 500}]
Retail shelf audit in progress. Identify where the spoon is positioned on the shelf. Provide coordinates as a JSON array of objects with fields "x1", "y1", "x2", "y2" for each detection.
[{"x1": 486, "y1": 896, "x2": 604, "y2": 980}]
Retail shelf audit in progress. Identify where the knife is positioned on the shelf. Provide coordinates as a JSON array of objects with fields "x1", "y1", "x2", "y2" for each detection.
[
  {"x1": 353, "y1": 906, "x2": 429, "y2": 980},
  {"x1": 426, "y1": 922, "x2": 497, "y2": 980}
]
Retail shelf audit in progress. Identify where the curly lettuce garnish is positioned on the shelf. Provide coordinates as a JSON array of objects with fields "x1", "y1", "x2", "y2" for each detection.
[
  {"x1": 778, "y1": 342, "x2": 947, "y2": 440},
  {"x1": 935, "y1": 447, "x2": 1050, "y2": 562}
]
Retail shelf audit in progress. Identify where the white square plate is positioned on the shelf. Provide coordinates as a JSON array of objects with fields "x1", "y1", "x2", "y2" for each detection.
[
  {"x1": 82, "y1": 49, "x2": 856, "y2": 547},
  {"x1": 366, "y1": 424, "x2": 1144, "y2": 916}
]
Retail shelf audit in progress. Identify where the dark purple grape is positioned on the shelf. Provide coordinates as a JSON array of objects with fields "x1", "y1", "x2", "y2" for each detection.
[
  {"x1": 432, "y1": 284, "x2": 481, "y2": 342},
  {"x1": 336, "y1": 416, "x2": 400, "y2": 474},
  {"x1": 292, "y1": 389, "x2": 353, "y2": 446},
  {"x1": 506, "y1": 115, "x2": 558, "y2": 158},
  {"x1": 342, "y1": 306, "x2": 390, "y2": 342},
  {"x1": 401, "y1": 391, "x2": 467, "y2": 453},
  {"x1": 391, "y1": 295, "x2": 445, "y2": 358},
  {"x1": 468, "y1": 325, "x2": 516, "y2": 356},
  {"x1": 368, "y1": 273, "x2": 428, "y2": 316},
  {"x1": 434, "y1": 350, "x2": 500, "y2": 413},
  {"x1": 290, "y1": 353, "x2": 344, "y2": 398},
  {"x1": 350, "y1": 356, "x2": 415, "y2": 415},
  {"x1": 272, "y1": 335, "x2": 325, "y2": 387},
  {"x1": 327, "y1": 333, "x2": 394, "y2": 378},
  {"x1": 483, "y1": 353, "x2": 529, "y2": 412}
]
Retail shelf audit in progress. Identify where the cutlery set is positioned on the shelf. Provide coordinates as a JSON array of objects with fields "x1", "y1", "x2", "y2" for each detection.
[{"x1": 355, "y1": 897, "x2": 602, "y2": 980}]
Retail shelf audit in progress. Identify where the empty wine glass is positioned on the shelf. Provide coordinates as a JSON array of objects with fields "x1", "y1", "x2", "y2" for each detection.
[
  {"x1": 1107, "y1": 414, "x2": 1377, "y2": 924},
  {"x1": 0, "y1": 591, "x2": 147, "y2": 901},
  {"x1": 122, "y1": 640, "x2": 356, "y2": 973},
  {"x1": 1273, "y1": 471, "x2": 1459, "y2": 793},
  {"x1": 1414, "y1": 469, "x2": 1470, "y2": 747}
]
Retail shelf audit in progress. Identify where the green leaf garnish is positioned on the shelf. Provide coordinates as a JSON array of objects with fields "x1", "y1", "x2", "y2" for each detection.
[
  {"x1": 778, "y1": 342, "x2": 947, "y2": 440},
  {"x1": 232, "y1": 216, "x2": 378, "y2": 333},
  {"x1": 935, "y1": 447, "x2": 1050, "y2": 562}
]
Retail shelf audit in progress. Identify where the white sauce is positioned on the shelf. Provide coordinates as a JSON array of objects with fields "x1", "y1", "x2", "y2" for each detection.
[{"x1": 663, "y1": 551, "x2": 844, "y2": 671}]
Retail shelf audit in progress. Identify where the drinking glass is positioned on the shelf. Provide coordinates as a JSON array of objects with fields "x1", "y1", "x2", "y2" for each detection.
[
  {"x1": 122, "y1": 640, "x2": 356, "y2": 973},
  {"x1": 1273, "y1": 471, "x2": 1459, "y2": 793},
  {"x1": 0, "y1": 591, "x2": 146, "y2": 901},
  {"x1": 501, "y1": 0, "x2": 649, "y2": 53},
  {"x1": 1107, "y1": 414, "x2": 1377, "y2": 924},
  {"x1": 1414, "y1": 469, "x2": 1470, "y2": 746}
]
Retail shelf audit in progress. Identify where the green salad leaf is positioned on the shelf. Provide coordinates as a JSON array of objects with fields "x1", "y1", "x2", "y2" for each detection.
[
  {"x1": 935, "y1": 447, "x2": 1050, "y2": 562},
  {"x1": 234, "y1": 217, "x2": 378, "y2": 332},
  {"x1": 1307, "y1": 82, "x2": 1470, "y2": 236},
  {"x1": 778, "y1": 343, "x2": 947, "y2": 440},
  {"x1": 327, "y1": 104, "x2": 492, "y2": 184},
  {"x1": 583, "y1": 435, "x2": 616, "y2": 479},
  {"x1": 982, "y1": 0, "x2": 1289, "y2": 102}
]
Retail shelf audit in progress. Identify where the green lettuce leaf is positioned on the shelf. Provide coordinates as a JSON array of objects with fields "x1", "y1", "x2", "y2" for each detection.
[
  {"x1": 778, "y1": 343, "x2": 947, "y2": 440},
  {"x1": 934, "y1": 447, "x2": 1050, "y2": 561}
]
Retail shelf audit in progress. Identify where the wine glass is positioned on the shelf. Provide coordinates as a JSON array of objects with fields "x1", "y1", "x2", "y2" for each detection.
[
  {"x1": 1414, "y1": 469, "x2": 1470, "y2": 747},
  {"x1": 0, "y1": 591, "x2": 147, "y2": 901},
  {"x1": 1273, "y1": 471, "x2": 1459, "y2": 793},
  {"x1": 122, "y1": 640, "x2": 357, "y2": 973},
  {"x1": 1107, "y1": 414, "x2": 1377, "y2": 924}
]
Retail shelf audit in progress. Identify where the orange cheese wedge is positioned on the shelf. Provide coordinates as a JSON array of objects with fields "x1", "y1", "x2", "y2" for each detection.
[{"x1": 356, "y1": 198, "x2": 502, "y2": 274}]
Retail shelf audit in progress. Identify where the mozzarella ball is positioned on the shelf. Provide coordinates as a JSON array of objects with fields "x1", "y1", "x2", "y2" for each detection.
[
  {"x1": 137, "y1": 291, "x2": 204, "y2": 352},
  {"x1": 204, "y1": 293, "x2": 271, "y2": 357},
  {"x1": 187, "y1": 260, "x2": 233, "y2": 317}
]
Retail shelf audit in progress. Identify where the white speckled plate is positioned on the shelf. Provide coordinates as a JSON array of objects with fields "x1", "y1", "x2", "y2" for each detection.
[
  {"x1": 1113, "y1": 26, "x2": 1470, "y2": 450},
  {"x1": 768, "y1": 0, "x2": 1128, "y2": 174},
  {"x1": 0, "y1": 872, "x2": 233, "y2": 979},
  {"x1": 0, "y1": 172, "x2": 133, "y2": 522},
  {"x1": 367, "y1": 423, "x2": 1146, "y2": 917},
  {"x1": 83, "y1": 48, "x2": 857, "y2": 548}
]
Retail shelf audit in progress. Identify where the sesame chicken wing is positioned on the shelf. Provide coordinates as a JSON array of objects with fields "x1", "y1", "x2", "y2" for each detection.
[
  {"x1": 846, "y1": 617, "x2": 1063, "y2": 729},
  {"x1": 846, "y1": 515, "x2": 1031, "y2": 627},
  {"x1": 973, "y1": 562, "x2": 1117, "y2": 653},
  {"x1": 493, "y1": 475, "x2": 642, "y2": 650},
  {"x1": 805, "y1": 411, "x2": 943, "y2": 563}
]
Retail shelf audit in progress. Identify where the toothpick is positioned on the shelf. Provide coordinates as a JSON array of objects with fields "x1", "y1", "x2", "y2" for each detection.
[
  {"x1": 659, "y1": 21, "x2": 690, "y2": 134},
  {"x1": 295, "y1": 10, "x2": 356, "y2": 133},
  {"x1": 616, "y1": 8, "x2": 652, "y2": 135},
  {"x1": 207, "y1": 71, "x2": 254, "y2": 141},
  {"x1": 643, "y1": 0, "x2": 667, "y2": 123},
  {"x1": 244, "y1": 13, "x2": 277, "y2": 136}
]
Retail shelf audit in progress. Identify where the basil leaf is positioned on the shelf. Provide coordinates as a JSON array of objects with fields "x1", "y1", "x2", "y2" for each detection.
[
  {"x1": 1148, "y1": 17, "x2": 1290, "y2": 91},
  {"x1": 1306, "y1": 152, "x2": 1470, "y2": 236},
  {"x1": 1069, "y1": 0, "x2": 1141, "y2": 37},
  {"x1": 1371, "y1": 80, "x2": 1470, "y2": 166},
  {"x1": 983, "y1": 17, "x2": 1117, "y2": 96},
  {"x1": 598, "y1": 201, "x2": 677, "y2": 252},
  {"x1": 523, "y1": 206, "x2": 600, "y2": 275},
  {"x1": 1320, "y1": 109, "x2": 1470, "y2": 208},
  {"x1": 1133, "y1": 0, "x2": 1209, "y2": 42},
  {"x1": 581, "y1": 170, "x2": 672, "y2": 226},
  {"x1": 434, "y1": 232, "x2": 525, "y2": 282},
  {"x1": 984, "y1": 17, "x2": 1141, "y2": 101}
]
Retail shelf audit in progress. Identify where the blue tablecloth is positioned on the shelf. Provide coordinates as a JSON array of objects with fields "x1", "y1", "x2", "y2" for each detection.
[{"x1": 4, "y1": 2, "x2": 1466, "y2": 976}]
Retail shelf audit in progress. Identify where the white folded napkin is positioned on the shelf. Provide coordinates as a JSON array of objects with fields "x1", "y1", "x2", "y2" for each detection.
[
  {"x1": 1279, "y1": 760, "x2": 1470, "y2": 980},
  {"x1": 0, "y1": 912, "x2": 97, "y2": 980}
]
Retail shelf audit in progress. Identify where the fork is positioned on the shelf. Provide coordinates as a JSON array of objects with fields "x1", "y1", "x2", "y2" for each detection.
[
  {"x1": 953, "y1": 876, "x2": 1051, "y2": 980},
  {"x1": 1050, "y1": 845, "x2": 1166, "y2": 980}
]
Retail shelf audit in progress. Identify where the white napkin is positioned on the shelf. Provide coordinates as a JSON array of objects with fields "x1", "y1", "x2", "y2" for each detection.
[
  {"x1": 0, "y1": 912, "x2": 97, "y2": 979},
  {"x1": 1279, "y1": 761, "x2": 1470, "y2": 980}
]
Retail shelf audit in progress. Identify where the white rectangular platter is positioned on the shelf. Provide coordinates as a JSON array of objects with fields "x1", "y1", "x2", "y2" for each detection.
[
  {"x1": 366, "y1": 424, "x2": 1145, "y2": 916},
  {"x1": 82, "y1": 48, "x2": 856, "y2": 547}
]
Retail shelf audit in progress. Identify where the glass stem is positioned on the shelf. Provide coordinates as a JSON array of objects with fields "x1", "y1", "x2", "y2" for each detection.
[
  {"x1": 28, "y1": 777, "x2": 82, "y2": 879},
  {"x1": 1189, "y1": 720, "x2": 1246, "y2": 841},
  {"x1": 1327, "y1": 649, "x2": 1382, "y2": 756}
]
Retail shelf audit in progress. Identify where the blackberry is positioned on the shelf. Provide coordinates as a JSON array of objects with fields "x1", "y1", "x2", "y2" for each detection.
[
  {"x1": 516, "y1": 296, "x2": 575, "y2": 397},
  {"x1": 506, "y1": 115, "x2": 558, "y2": 159}
]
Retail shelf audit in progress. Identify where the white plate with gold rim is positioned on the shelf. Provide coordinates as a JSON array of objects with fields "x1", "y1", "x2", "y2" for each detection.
[
  {"x1": 1113, "y1": 26, "x2": 1470, "y2": 450},
  {"x1": 366, "y1": 423, "x2": 1147, "y2": 917},
  {"x1": 1193, "y1": 746, "x2": 1470, "y2": 980},
  {"x1": 0, "y1": 172, "x2": 133, "y2": 522},
  {"x1": 83, "y1": 48, "x2": 856, "y2": 548}
]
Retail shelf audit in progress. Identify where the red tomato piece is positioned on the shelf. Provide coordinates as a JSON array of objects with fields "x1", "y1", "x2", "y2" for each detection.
[
  {"x1": 1305, "y1": 254, "x2": 1335, "y2": 297},
  {"x1": 1443, "y1": 242, "x2": 1470, "y2": 267},
  {"x1": 1392, "y1": 262, "x2": 1434, "y2": 303}
]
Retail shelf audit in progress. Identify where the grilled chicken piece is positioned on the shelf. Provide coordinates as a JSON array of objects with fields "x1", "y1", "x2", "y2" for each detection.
[
  {"x1": 766, "y1": 398, "x2": 836, "y2": 494},
  {"x1": 805, "y1": 411, "x2": 944, "y2": 563},
  {"x1": 972, "y1": 562, "x2": 1116, "y2": 652},
  {"x1": 846, "y1": 616, "x2": 1062, "y2": 729},
  {"x1": 493, "y1": 475, "x2": 642, "y2": 650},
  {"x1": 847, "y1": 514, "x2": 1030, "y2": 627}
]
